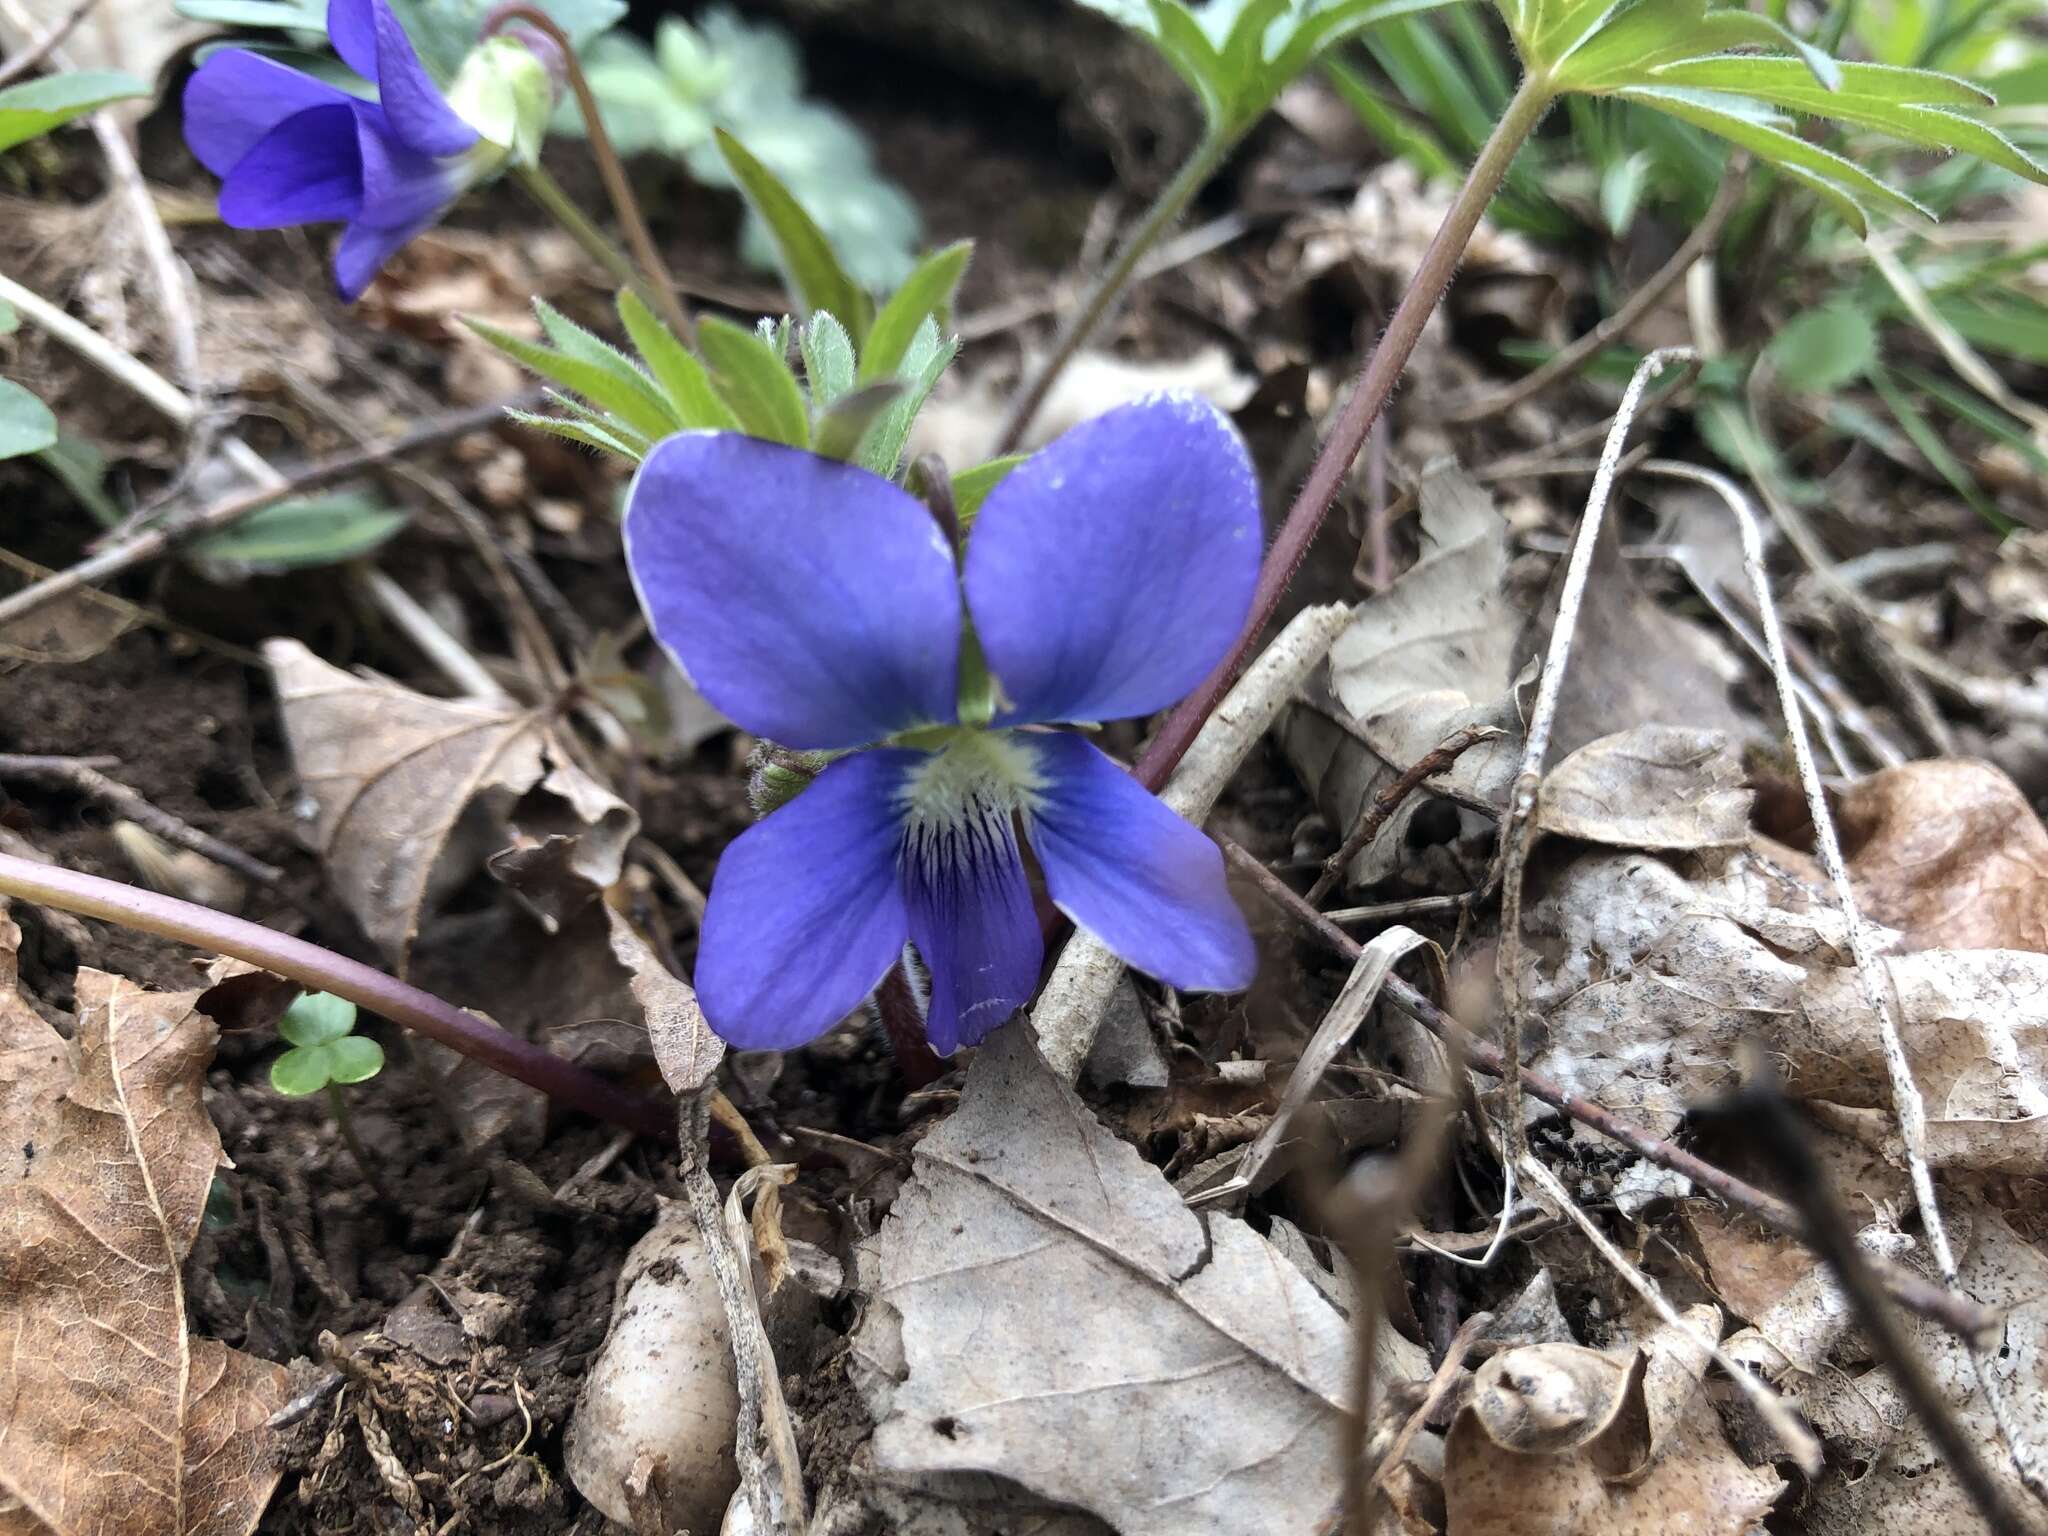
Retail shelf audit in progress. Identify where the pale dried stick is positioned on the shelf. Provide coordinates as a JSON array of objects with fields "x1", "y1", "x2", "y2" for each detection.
[
  {"x1": 0, "y1": 270, "x2": 192, "y2": 425},
  {"x1": 0, "y1": 0, "x2": 94, "y2": 88},
  {"x1": 1518, "y1": 1150, "x2": 1823, "y2": 1473},
  {"x1": 1639, "y1": 457, "x2": 2048, "y2": 1505},
  {"x1": 1496, "y1": 347, "x2": 1695, "y2": 1159},
  {"x1": 722, "y1": 1163, "x2": 809, "y2": 1531},
  {"x1": 1031, "y1": 602, "x2": 1353, "y2": 1080}
]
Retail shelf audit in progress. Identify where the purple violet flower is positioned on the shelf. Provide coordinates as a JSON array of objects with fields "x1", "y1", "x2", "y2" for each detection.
[
  {"x1": 625, "y1": 393, "x2": 1263, "y2": 1053},
  {"x1": 182, "y1": 0, "x2": 546, "y2": 300}
]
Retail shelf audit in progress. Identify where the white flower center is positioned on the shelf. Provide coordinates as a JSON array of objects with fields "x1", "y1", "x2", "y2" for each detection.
[{"x1": 894, "y1": 730, "x2": 1045, "y2": 872}]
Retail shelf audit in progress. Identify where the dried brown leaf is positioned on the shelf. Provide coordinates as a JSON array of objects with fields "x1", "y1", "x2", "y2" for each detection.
[
  {"x1": 0, "y1": 927, "x2": 290, "y2": 1536},
  {"x1": 1836, "y1": 758, "x2": 2048, "y2": 954},
  {"x1": 1536, "y1": 727, "x2": 1753, "y2": 851},
  {"x1": 267, "y1": 639, "x2": 636, "y2": 968}
]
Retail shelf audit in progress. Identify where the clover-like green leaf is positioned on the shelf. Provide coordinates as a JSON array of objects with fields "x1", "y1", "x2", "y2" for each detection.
[
  {"x1": 324, "y1": 1034, "x2": 387, "y2": 1085},
  {"x1": 1766, "y1": 303, "x2": 1879, "y2": 393},
  {"x1": 280, "y1": 991, "x2": 357, "y2": 1048},
  {"x1": 269, "y1": 1045, "x2": 332, "y2": 1097}
]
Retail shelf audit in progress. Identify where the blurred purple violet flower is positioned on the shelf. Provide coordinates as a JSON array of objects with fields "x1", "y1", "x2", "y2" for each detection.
[
  {"x1": 625, "y1": 394, "x2": 1263, "y2": 1053},
  {"x1": 182, "y1": 0, "x2": 554, "y2": 300}
]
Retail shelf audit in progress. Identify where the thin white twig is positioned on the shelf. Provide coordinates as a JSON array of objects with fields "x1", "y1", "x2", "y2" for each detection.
[
  {"x1": 0, "y1": 269, "x2": 194, "y2": 427},
  {"x1": 1639, "y1": 457, "x2": 2048, "y2": 1505},
  {"x1": 1031, "y1": 602, "x2": 1353, "y2": 1080},
  {"x1": 1519, "y1": 1150, "x2": 1824, "y2": 1474},
  {"x1": 1495, "y1": 348, "x2": 1695, "y2": 1159},
  {"x1": 357, "y1": 568, "x2": 512, "y2": 705}
]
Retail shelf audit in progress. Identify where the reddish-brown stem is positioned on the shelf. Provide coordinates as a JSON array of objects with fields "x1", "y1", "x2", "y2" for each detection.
[
  {"x1": 0, "y1": 853, "x2": 674, "y2": 1138},
  {"x1": 875, "y1": 960, "x2": 946, "y2": 1090},
  {"x1": 1134, "y1": 76, "x2": 1554, "y2": 793}
]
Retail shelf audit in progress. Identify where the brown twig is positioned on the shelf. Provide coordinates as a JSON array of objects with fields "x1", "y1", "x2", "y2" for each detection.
[
  {"x1": 0, "y1": 0, "x2": 94, "y2": 88},
  {"x1": 1306, "y1": 726, "x2": 1500, "y2": 905},
  {"x1": 874, "y1": 959, "x2": 945, "y2": 1091},
  {"x1": 1133, "y1": 76, "x2": 1556, "y2": 794},
  {"x1": 0, "y1": 395, "x2": 536, "y2": 631},
  {"x1": 0, "y1": 752, "x2": 285, "y2": 887},
  {"x1": 1445, "y1": 158, "x2": 1748, "y2": 424},
  {"x1": 1217, "y1": 834, "x2": 2001, "y2": 1347}
]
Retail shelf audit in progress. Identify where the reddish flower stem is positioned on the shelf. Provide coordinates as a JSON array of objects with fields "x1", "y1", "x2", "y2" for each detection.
[
  {"x1": 0, "y1": 853, "x2": 675, "y2": 1139},
  {"x1": 1134, "y1": 75, "x2": 1554, "y2": 792}
]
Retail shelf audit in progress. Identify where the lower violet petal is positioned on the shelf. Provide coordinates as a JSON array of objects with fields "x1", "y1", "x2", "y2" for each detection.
[
  {"x1": 217, "y1": 106, "x2": 365, "y2": 229},
  {"x1": 1022, "y1": 733, "x2": 1256, "y2": 993},
  {"x1": 901, "y1": 786, "x2": 1042, "y2": 1055},
  {"x1": 694, "y1": 750, "x2": 914, "y2": 1051}
]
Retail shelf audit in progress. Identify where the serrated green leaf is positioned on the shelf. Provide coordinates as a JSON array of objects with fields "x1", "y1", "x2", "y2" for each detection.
[
  {"x1": 813, "y1": 381, "x2": 905, "y2": 460},
  {"x1": 860, "y1": 242, "x2": 972, "y2": 384},
  {"x1": 281, "y1": 991, "x2": 357, "y2": 1048},
  {"x1": 716, "y1": 128, "x2": 873, "y2": 339},
  {"x1": 1765, "y1": 304, "x2": 1879, "y2": 392},
  {"x1": 801, "y1": 311, "x2": 857, "y2": 408},
  {"x1": 325, "y1": 1034, "x2": 386, "y2": 1084},
  {"x1": 0, "y1": 379, "x2": 56, "y2": 461},
  {"x1": 616, "y1": 289, "x2": 739, "y2": 431},
  {"x1": 464, "y1": 317, "x2": 681, "y2": 442},
  {"x1": 697, "y1": 314, "x2": 811, "y2": 447},
  {"x1": 0, "y1": 71, "x2": 149, "y2": 153},
  {"x1": 192, "y1": 496, "x2": 408, "y2": 570},
  {"x1": 268, "y1": 1045, "x2": 330, "y2": 1096},
  {"x1": 954, "y1": 455, "x2": 1026, "y2": 524}
]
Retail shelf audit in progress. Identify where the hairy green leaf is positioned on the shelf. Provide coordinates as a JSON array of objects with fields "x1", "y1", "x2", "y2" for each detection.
[
  {"x1": 464, "y1": 316, "x2": 681, "y2": 442},
  {"x1": 616, "y1": 289, "x2": 739, "y2": 431},
  {"x1": 716, "y1": 128, "x2": 873, "y2": 339},
  {"x1": 697, "y1": 314, "x2": 811, "y2": 447},
  {"x1": 861, "y1": 241, "x2": 972, "y2": 383},
  {"x1": 801, "y1": 311, "x2": 858, "y2": 408}
]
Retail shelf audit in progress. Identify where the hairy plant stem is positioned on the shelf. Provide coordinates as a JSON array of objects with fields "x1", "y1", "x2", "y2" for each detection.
[
  {"x1": 994, "y1": 130, "x2": 1234, "y2": 453},
  {"x1": 325, "y1": 1080, "x2": 399, "y2": 1207},
  {"x1": 493, "y1": 5, "x2": 694, "y2": 343},
  {"x1": 0, "y1": 853, "x2": 674, "y2": 1138},
  {"x1": 1134, "y1": 74, "x2": 1556, "y2": 793}
]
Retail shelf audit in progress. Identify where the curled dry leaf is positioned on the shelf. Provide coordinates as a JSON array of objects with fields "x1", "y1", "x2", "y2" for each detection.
[
  {"x1": 861, "y1": 1022, "x2": 1423, "y2": 1536},
  {"x1": 267, "y1": 639, "x2": 636, "y2": 968},
  {"x1": 1534, "y1": 726, "x2": 1753, "y2": 851},
  {"x1": 1834, "y1": 757, "x2": 2048, "y2": 954},
  {"x1": 0, "y1": 915, "x2": 291, "y2": 1536},
  {"x1": 1285, "y1": 460, "x2": 1525, "y2": 891},
  {"x1": 1444, "y1": 1307, "x2": 1783, "y2": 1536}
]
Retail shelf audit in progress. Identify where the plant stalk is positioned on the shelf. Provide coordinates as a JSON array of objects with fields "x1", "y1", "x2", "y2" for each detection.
[
  {"x1": 494, "y1": 5, "x2": 694, "y2": 344},
  {"x1": 995, "y1": 130, "x2": 1234, "y2": 454},
  {"x1": 1134, "y1": 74, "x2": 1555, "y2": 793},
  {"x1": 0, "y1": 852, "x2": 673, "y2": 1138},
  {"x1": 325, "y1": 1080, "x2": 399, "y2": 1207}
]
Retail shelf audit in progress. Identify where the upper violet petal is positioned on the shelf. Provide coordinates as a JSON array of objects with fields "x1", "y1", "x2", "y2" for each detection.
[
  {"x1": 694, "y1": 750, "x2": 913, "y2": 1050},
  {"x1": 216, "y1": 106, "x2": 365, "y2": 229},
  {"x1": 964, "y1": 393, "x2": 1261, "y2": 726},
  {"x1": 182, "y1": 50, "x2": 354, "y2": 176},
  {"x1": 327, "y1": 0, "x2": 476, "y2": 155},
  {"x1": 354, "y1": 103, "x2": 465, "y2": 227},
  {"x1": 902, "y1": 797, "x2": 1041, "y2": 1055},
  {"x1": 1022, "y1": 734, "x2": 1257, "y2": 993},
  {"x1": 625, "y1": 434, "x2": 962, "y2": 750}
]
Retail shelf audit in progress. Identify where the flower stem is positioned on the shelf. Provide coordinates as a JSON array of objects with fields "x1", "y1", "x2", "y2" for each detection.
[
  {"x1": 493, "y1": 4, "x2": 694, "y2": 344},
  {"x1": 0, "y1": 852, "x2": 674, "y2": 1138},
  {"x1": 994, "y1": 130, "x2": 1234, "y2": 454},
  {"x1": 324, "y1": 1080, "x2": 399, "y2": 1207},
  {"x1": 1133, "y1": 74, "x2": 1555, "y2": 794}
]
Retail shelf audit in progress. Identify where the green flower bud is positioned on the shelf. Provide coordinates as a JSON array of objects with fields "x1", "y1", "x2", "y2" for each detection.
[{"x1": 447, "y1": 33, "x2": 558, "y2": 170}]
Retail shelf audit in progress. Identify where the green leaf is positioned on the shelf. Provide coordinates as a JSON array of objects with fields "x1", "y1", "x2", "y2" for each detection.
[
  {"x1": 860, "y1": 242, "x2": 972, "y2": 384},
  {"x1": 384, "y1": 0, "x2": 625, "y2": 78},
  {"x1": 812, "y1": 381, "x2": 904, "y2": 461},
  {"x1": 268, "y1": 1046, "x2": 330, "y2": 1097},
  {"x1": 716, "y1": 128, "x2": 872, "y2": 340},
  {"x1": 324, "y1": 1034, "x2": 386, "y2": 1085},
  {"x1": 853, "y1": 316, "x2": 956, "y2": 478},
  {"x1": 1869, "y1": 362, "x2": 2009, "y2": 531},
  {"x1": 1898, "y1": 364, "x2": 2048, "y2": 478},
  {"x1": 0, "y1": 380, "x2": 56, "y2": 461},
  {"x1": 1599, "y1": 148, "x2": 1654, "y2": 233},
  {"x1": 953, "y1": 455, "x2": 1026, "y2": 524},
  {"x1": 696, "y1": 314, "x2": 811, "y2": 447},
  {"x1": 616, "y1": 289, "x2": 739, "y2": 431},
  {"x1": 190, "y1": 496, "x2": 408, "y2": 571},
  {"x1": 173, "y1": 0, "x2": 326, "y2": 29},
  {"x1": 1765, "y1": 303, "x2": 1879, "y2": 392},
  {"x1": 463, "y1": 316, "x2": 681, "y2": 442},
  {"x1": 506, "y1": 407, "x2": 648, "y2": 461},
  {"x1": 280, "y1": 991, "x2": 357, "y2": 1047},
  {"x1": 0, "y1": 71, "x2": 149, "y2": 153},
  {"x1": 801, "y1": 311, "x2": 858, "y2": 408}
]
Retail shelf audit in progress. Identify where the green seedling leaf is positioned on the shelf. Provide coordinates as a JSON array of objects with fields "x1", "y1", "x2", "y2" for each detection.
[
  {"x1": 507, "y1": 404, "x2": 649, "y2": 462},
  {"x1": 616, "y1": 289, "x2": 739, "y2": 431},
  {"x1": 268, "y1": 1046, "x2": 332, "y2": 1097},
  {"x1": 280, "y1": 991, "x2": 357, "y2": 1048},
  {"x1": 697, "y1": 313, "x2": 811, "y2": 447},
  {"x1": 716, "y1": 128, "x2": 873, "y2": 340},
  {"x1": 0, "y1": 380, "x2": 57, "y2": 461},
  {"x1": 1765, "y1": 304, "x2": 1879, "y2": 393},
  {"x1": 190, "y1": 495, "x2": 408, "y2": 571},
  {"x1": 801, "y1": 311, "x2": 858, "y2": 409},
  {"x1": 324, "y1": 1034, "x2": 386, "y2": 1085},
  {"x1": 954, "y1": 455, "x2": 1026, "y2": 523},
  {"x1": 860, "y1": 241, "x2": 973, "y2": 384},
  {"x1": 0, "y1": 71, "x2": 149, "y2": 153},
  {"x1": 813, "y1": 381, "x2": 904, "y2": 461}
]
